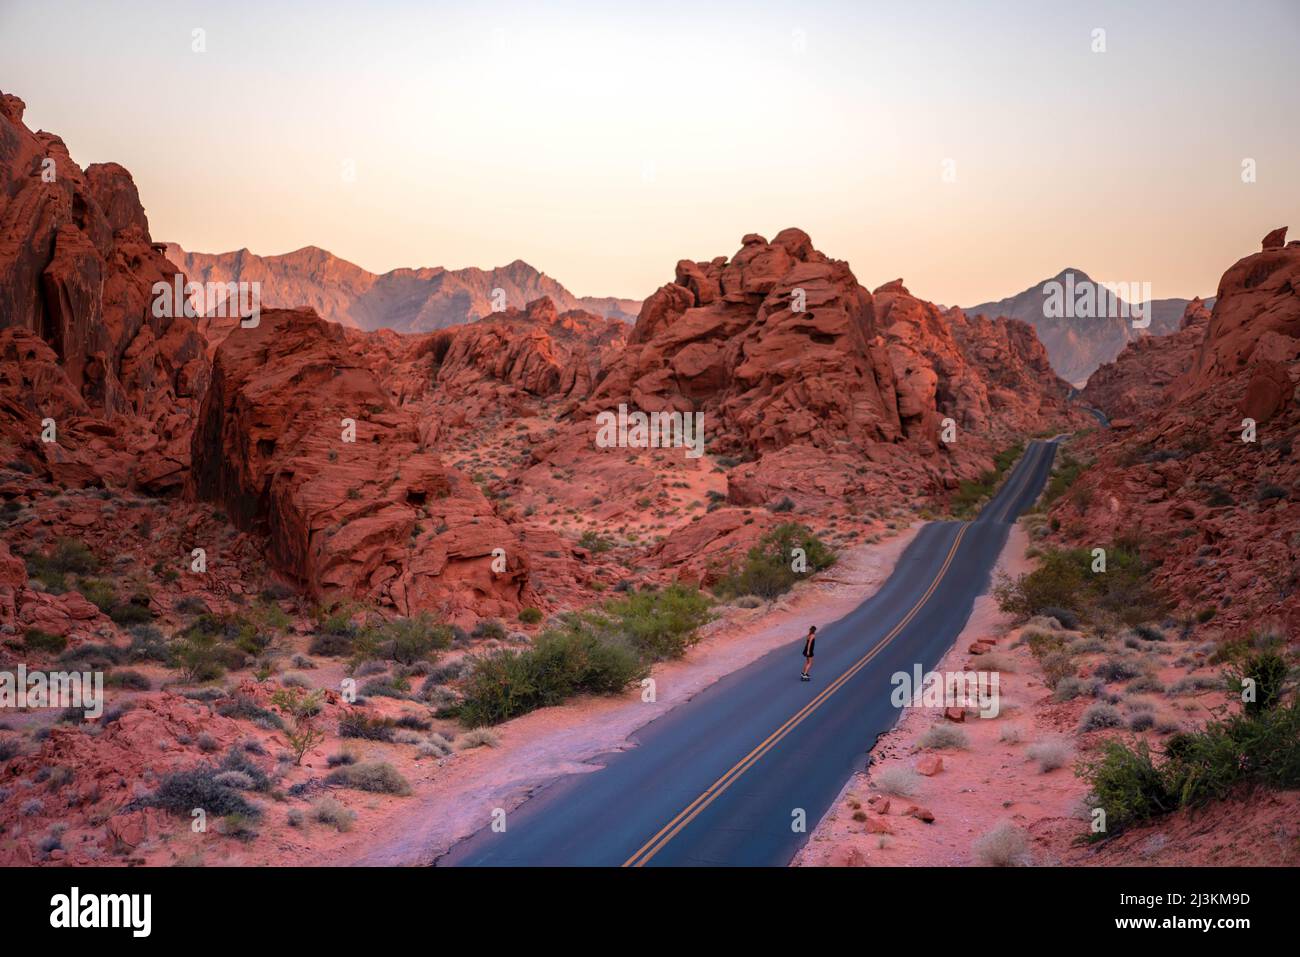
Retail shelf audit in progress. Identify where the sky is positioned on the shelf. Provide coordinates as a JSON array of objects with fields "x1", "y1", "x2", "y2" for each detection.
[{"x1": 2, "y1": 0, "x2": 1297, "y2": 305}]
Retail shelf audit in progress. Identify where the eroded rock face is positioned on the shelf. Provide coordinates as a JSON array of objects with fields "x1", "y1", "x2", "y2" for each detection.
[
  {"x1": 583, "y1": 230, "x2": 1079, "y2": 492},
  {"x1": 1050, "y1": 230, "x2": 1300, "y2": 637},
  {"x1": 189, "y1": 308, "x2": 536, "y2": 624},
  {"x1": 1080, "y1": 299, "x2": 1212, "y2": 421},
  {"x1": 1174, "y1": 228, "x2": 1300, "y2": 398},
  {"x1": 0, "y1": 90, "x2": 208, "y2": 492}
]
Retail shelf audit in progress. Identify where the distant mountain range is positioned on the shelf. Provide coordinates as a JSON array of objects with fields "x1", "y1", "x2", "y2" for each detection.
[
  {"x1": 163, "y1": 244, "x2": 643, "y2": 332},
  {"x1": 964, "y1": 269, "x2": 1211, "y2": 386}
]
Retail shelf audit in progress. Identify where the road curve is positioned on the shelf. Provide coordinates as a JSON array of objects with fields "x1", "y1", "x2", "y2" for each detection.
[{"x1": 440, "y1": 439, "x2": 1059, "y2": 866}]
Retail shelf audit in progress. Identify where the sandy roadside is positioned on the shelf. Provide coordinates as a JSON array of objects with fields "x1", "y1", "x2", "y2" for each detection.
[{"x1": 340, "y1": 524, "x2": 923, "y2": 865}]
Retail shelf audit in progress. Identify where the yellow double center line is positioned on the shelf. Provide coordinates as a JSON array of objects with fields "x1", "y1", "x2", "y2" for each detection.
[{"x1": 622, "y1": 521, "x2": 972, "y2": 867}]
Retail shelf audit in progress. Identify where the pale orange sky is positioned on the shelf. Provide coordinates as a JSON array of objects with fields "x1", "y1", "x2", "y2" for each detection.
[{"x1": 2, "y1": 0, "x2": 1297, "y2": 305}]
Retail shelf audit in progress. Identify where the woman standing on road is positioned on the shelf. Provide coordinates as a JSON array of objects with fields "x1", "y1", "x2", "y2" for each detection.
[{"x1": 800, "y1": 625, "x2": 817, "y2": 681}]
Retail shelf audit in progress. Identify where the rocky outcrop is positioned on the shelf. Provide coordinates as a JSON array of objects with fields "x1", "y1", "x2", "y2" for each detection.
[
  {"x1": 189, "y1": 308, "x2": 536, "y2": 623},
  {"x1": 0, "y1": 89, "x2": 208, "y2": 492},
  {"x1": 584, "y1": 230, "x2": 1078, "y2": 490},
  {"x1": 1049, "y1": 230, "x2": 1300, "y2": 637},
  {"x1": 1079, "y1": 298, "x2": 1212, "y2": 421},
  {"x1": 1174, "y1": 227, "x2": 1300, "y2": 401}
]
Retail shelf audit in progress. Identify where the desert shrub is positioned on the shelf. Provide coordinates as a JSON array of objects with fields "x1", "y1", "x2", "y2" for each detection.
[
  {"x1": 918, "y1": 724, "x2": 969, "y2": 750},
  {"x1": 271, "y1": 687, "x2": 326, "y2": 765},
  {"x1": 1128, "y1": 712, "x2": 1156, "y2": 732},
  {"x1": 1126, "y1": 673, "x2": 1165, "y2": 694},
  {"x1": 590, "y1": 584, "x2": 714, "y2": 662},
  {"x1": 325, "y1": 760, "x2": 411, "y2": 795},
  {"x1": 994, "y1": 541, "x2": 1165, "y2": 627},
  {"x1": 215, "y1": 696, "x2": 283, "y2": 731},
  {"x1": 393, "y1": 712, "x2": 432, "y2": 731},
  {"x1": 471, "y1": 618, "x2": 507, "y2": 641},
  {"x1": 355, "y1": 613, "x2": 453, "y2": 666},
  {"x1": 311, "y1": 796, "x2": 357, "y2": 831},
  {"x1": 457, "y1": 728, "x2": 500, "y2": 750},
  {"x1": 105, "y1": 670, "x2": 150, "y2": 691},
  {"x1": 25, "y1": 538, "x2": 99, "y2": 590},
  {"x1": 1038, "y1": 606, "x2": 1080, "y2": 630},
  {"x1": 1225, "y1": 650, "x2": 1289, "y2": 716},
  {"x1": 127, "y1": 625, "x2": 169, "y2": 663},
  {"x1": 1053, "y1": 676, "x2": 1087, "y2": 702},
  {"x1": 1095, "y1": 657, "x2": 1143, "y2": 684},
  {"x1": 212, "y1": 770, "x2": 256, "y2": 790},
  {"x1": 359, "y1": 676, "x2": 409, "y2": 699},
  {"x1": 998, "y1": 724, "x2": 1025, "y2": 744},
  {"x1": 77, "y1": 578, "x2": 118, "y2": 613},
  {"x1": 1134, "y1": 624, "x2": 1165, "y2": 642},
  {"x1": 1025, "y1": 631, "x2": 1066, "y2": 659},
  {"x1": 458, "y1": 622, "x2": 647, "y2": 727},
  {"x1": 1079, "y1": 702, "x2": 1123, "y2": 732},
  {"x1": 58, "y1": 642, "x2": 128, "y2": 670},
  {"x1": 1080, "y1": 687, "x2": 1300, "y2": 838},
  {"x1": 714, "y1": 522, "x2": 836, "y2": 600},
  {"x1": 577, "y1": 531, "x2": 615, "y2": 553},
  {"x1": 874, "y1": 766, "x2": 920, "y2": 798},
  {"x1": 1078, "y1": 739, "x2": 1177, "y2": 835},
  {"x1": 973, "y1": 822, "x2": 1030, "y2": 866},
  {"x1": 1040, "y1": 651, "x2": 1076, "y2": 690},
  {"x1": 1026, "y1": 738, "x2": 1073, "y2": 772},
  {"x1": 338, "y1": 712, "x2": 396, "y2": 742},
  {"x1": 150, "y1": 766, "x2": 263, "y2": 819},
  {"x1": 23, "y1": 629, "x2": 67, "y2": 655},
  {"x1": 518, "y1": 607, "x2": 543, "y2": 625}
]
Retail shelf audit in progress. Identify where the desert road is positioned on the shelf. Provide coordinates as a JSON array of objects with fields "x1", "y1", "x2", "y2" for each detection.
[{"x1": 440, "y1": 439, "x2": 1060, "y2": 866}]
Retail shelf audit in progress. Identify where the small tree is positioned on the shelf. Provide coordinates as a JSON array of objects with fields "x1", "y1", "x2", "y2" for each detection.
[{"x1": 272, "y1": 687, "x2": 326, "y2": 766}]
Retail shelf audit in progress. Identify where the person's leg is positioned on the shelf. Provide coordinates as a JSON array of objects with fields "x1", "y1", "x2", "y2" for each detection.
[{"x1": 801, "y1": 655, "x2": 812, "y2": 677}]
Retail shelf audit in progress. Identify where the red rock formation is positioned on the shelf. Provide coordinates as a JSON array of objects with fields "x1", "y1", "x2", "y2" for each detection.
[
  {"x1": 189, "y1": 308, "x2": 536, "y2": 624},
  {"x1": 1080, "y1": 299, "x2": 1211, "y2": 421},
  {"x1": 1049, "y1": 230, "x2": 1300, "y2": 637},
  {"x1": 0, "y1": 90, "x2": 208, "y2": 492},
  {"x1": 1174, "y1": 227, "x2": 1300, "y2": 399},
  {"x1": 585, "y1": 230, "x2": 1078, "y2": 492}
]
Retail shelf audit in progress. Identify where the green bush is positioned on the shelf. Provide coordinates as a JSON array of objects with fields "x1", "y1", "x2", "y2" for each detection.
[
  {"x1": 24, "y1": 538, "x2": 99, "y2": 592},
  {"x1": 1080, "y1": 680, "x2": 1300, "y2": 838},
  {"x1": 23, "y1": 629, "x2": 67, "y2": 655},
  {"x1": 458, "y1": 623, "x2": 647, "y2": 727},
  {"x1": 353, "y1": 613, "x2": 453, "y2": 666},
  {"x1": 1042, "y1": 453, "x2": 1086, "y2": 507},
  {"x1": 518, "y1": 607, "x2": 543, "y2": 625},
  {"x1": 714, "y1": 523, "x2": 836, "y2": 600},
  {"x1": 994, "y1": 541, "x2": 1165, "y2": 627},
  {"x1": 589, "y1": 584, "x2": 714, "y2": 662}
]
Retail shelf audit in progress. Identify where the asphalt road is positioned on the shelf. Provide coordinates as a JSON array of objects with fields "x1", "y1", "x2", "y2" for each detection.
[{"x1": 440, "y1": 439, "x2": 1059, "y2": 867}]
